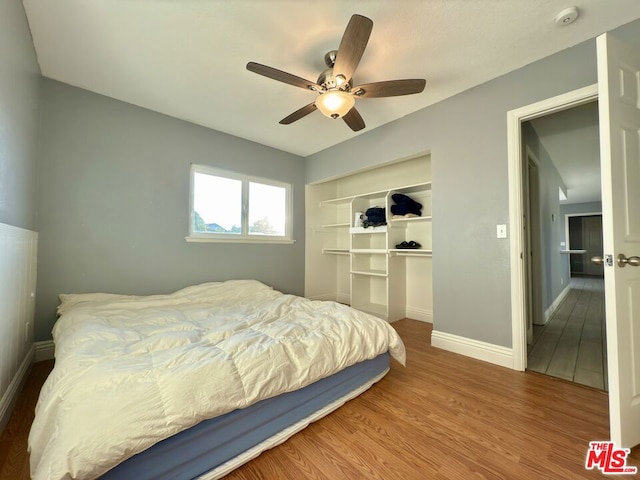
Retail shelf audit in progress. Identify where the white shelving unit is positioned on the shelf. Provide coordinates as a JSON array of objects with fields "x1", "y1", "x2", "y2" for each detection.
[
  {"x1": 305, "y1": 154, "x2": 433, "y2": 322},
  {"x1": 346, "y1": 182, "x2": 431, "y2": 320}
]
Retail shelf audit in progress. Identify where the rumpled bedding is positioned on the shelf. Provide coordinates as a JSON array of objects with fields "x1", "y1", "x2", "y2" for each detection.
[{"x1": 28, "y1": 280, "x2": 405, "y2": 480}]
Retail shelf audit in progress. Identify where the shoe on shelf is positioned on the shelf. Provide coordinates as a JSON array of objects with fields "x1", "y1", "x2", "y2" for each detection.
[{"x1": 395, "y1": 241, "x2": 421, "y2": 249}]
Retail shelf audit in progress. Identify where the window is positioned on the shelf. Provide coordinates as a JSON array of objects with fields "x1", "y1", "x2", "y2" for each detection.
[{"x1": 187, "y1": 164, "x2": 293, "y2": 243}]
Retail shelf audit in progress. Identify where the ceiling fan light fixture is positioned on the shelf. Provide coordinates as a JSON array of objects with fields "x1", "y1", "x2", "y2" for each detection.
[{"x1": 315, "y1": 90, "x2": 355, "y2": 119}]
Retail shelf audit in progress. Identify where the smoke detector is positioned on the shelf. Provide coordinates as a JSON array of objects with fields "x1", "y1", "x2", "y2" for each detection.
[{"x1": 555, "y1": 6, "x2": 579, "y2": 26}]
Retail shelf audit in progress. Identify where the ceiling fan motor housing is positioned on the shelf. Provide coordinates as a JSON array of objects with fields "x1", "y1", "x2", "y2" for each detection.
[{"x1": 317, "y1": 67, "x2": 353, "y2": 91}]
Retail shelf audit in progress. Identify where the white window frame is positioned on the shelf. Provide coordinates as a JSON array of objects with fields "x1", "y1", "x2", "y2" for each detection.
[{"x1": 186, "y1": 164, "x2": 294, "y2": 244}]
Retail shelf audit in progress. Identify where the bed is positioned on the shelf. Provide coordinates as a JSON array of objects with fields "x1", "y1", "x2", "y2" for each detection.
[{"x1": 28, "y1": 280, "x2": 406, "y2": 480}]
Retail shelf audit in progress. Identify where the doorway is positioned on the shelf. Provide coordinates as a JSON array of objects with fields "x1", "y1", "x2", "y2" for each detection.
[
  {"x1": 506, "y1": 84, "x2": 600, "y2": 371},
  {"x1": 517, "y1": 99, "x2": 606, "y2": 390}
]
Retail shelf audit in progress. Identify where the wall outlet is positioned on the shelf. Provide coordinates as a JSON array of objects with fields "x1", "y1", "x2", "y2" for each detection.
[
  {"x1": 24, "y1": 322, "x2": 30, "y2": 343},
  {"x1": 561, "y1": 277, "x2": 564, "y2": 286},
  {"x1": 496, "y1": 224, "x2": 507, "y2": 239}
]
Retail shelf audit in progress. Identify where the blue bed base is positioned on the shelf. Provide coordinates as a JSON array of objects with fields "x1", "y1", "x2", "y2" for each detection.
[{"x1": 101, "y1": 352, "x2": 390, "y2": 480}]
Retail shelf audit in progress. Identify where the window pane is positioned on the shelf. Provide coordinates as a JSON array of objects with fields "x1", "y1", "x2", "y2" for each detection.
[
  {"x1": 248, "y1": 182, "x2": 286, "y2": 236},
  {"x1": 193, "y1": 172, "x2": 242, "y2": 234}
]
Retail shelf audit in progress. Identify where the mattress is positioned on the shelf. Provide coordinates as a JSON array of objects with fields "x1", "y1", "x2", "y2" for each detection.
[
  {"x1": 29, "y1": 280, "x2": 405, "y2": 479},
  {"x1": 101, "y1": 352, "x2": 390, "y2": 480}
]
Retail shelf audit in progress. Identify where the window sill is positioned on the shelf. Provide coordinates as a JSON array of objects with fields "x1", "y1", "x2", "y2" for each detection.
[{"x1": 185, "y1": 235, "x2": 295, "y2": 244}]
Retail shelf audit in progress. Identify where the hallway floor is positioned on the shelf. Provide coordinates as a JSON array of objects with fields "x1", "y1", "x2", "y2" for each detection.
[{"x1": 527, "y1": 276, "x2": 607, "y2": 391}]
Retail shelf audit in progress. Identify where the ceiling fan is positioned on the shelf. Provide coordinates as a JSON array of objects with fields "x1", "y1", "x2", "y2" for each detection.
[{"x1": 246, "y1": 14, "x2": 426, "y2": 132}]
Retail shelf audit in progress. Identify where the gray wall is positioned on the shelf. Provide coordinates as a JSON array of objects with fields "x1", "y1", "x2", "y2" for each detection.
[
  {"x1": 35, "y1": 80, "x2": 305, "y2": 341},
  {"x1": 0, "y1": 0, "x2": 41, "y2": 230},
  {"x1": 523, "y1": 122, "x2": 570, "y2": 314},
  {"x1": 306, "y1": 19, "x2": 640, "y2": 348}
]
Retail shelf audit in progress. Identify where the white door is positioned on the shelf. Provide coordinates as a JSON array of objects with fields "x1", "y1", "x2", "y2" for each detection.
[{"x1": 597, "y1": 32, "x2": 640, "y2": 449}]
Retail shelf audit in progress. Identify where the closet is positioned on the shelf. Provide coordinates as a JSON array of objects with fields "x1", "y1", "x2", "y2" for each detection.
[{"x1": 305, "y1": 154, "x2": 432, "y2": 323}]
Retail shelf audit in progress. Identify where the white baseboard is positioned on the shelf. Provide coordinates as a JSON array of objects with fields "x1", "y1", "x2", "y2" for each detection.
[
  {"x1": 0, "y1": 345, "x2": 35, "y2": 434},
  {"x1": 306, "y1": 292, "x2": 351, "y2": 305},
  {"x1": 35, "y1": 340, "x2": 55, "y2": 362},
  {"x1": 541, "y1": 284, "x2": 571, "y2": 325},
  {"x1": 431, "y1": 330, "x2": 514, "y2": 369},
  {"x1": 405, "y1": 307, "x2": 433, "y2": 323},
  {"x1": 307, "y1": 293, "x2": 334, "y2": 301}
]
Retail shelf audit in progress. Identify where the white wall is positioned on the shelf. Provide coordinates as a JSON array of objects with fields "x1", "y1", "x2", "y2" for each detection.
[{"x1": 0, "y1": 224, "x2": 38, "y2": 433}]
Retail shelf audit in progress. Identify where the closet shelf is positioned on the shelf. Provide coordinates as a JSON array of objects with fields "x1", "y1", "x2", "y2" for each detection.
[
  {"x1": 321, "y1": 222, "x2": 350, "y2": 228},
  {"x1": 389, "y1": 249, "x2": 433, "y2": 257},
  {"x1": 322, "y1": 248, "x2": 350, "y2": 255},
  {"x1": 321, "y1": 196, "x2": 354, "y2": 206},
  {"x1": 390, "y1": 215, "x2": 432, "y2": 223},
  {"x1": 350, "y1": 226, "x2": 387, "y2": 234},
  {"x1": 350, "y1": 269, "x2": 388, "y2": 277},
  {"x1": 351, "y1": 248, "x2": 388, "y2": 254}
]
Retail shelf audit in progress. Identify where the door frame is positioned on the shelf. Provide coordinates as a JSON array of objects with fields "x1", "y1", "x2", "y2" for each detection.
[
  {"x1": 507, "y1": 83, "x2": 599, "y2": 371},
  {"x1": 524, "y1": 148, "x2": 543, "y2": 330}
]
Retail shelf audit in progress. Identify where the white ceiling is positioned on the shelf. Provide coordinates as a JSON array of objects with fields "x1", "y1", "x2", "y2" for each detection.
[
  {"x1": 22, "y1": 0, "x2": 640, "y2": 157},
  {"x1": 529, "y1": 101, "x2": 601, "y2": 205}
]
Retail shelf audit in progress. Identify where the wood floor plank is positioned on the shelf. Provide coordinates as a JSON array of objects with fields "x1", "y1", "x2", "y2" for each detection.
[{"x1": 1, "y1": 319, "x2": 624, "y2": 480}]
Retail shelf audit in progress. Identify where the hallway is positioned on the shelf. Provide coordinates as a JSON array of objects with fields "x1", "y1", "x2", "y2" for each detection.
[{"x1": 527, "y1": 277, "x2": 607, "y2": 391}]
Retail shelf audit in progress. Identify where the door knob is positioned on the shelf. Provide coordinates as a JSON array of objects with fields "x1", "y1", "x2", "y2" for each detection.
[
  {"x1": 617, "y1": 254, "x2": 640, "y2": 267},
  {"x1": 591, "y1": 256, "x2": 604, "y2": 265}
]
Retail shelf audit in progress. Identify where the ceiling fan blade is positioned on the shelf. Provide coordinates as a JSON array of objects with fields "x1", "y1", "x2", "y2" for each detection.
[
  {"x1": 279, "y1": 103, "x2": 317, "y2": 125},
  {"x1": 333, "y1": 15, "x2": 373, "y2": 83},
  {"x1": 352, "y1": 79, "x2": 426, "y2": 98},
  {"x1": 246, "y1": 62, "x2": 317, "y2": 90},
  {"x1": 343, "y1": 107, "x2": 365, "y2": 132}
]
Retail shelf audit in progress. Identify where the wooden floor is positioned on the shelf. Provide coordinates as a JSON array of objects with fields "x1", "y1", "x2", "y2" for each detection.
[
  {"x1": 0, "y1": 359, "x2": 52, "y2": 480},
  {"x1": 2, "y1": 319, "x2": 638, "y2": 479},
  {"x1": 527, "y1": 277, "x2": 607, "y2": 391}
]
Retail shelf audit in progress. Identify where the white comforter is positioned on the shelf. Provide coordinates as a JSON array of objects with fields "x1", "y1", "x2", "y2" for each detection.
[{"x1": 28, "y1": 280, "x2": 405, "y2": 480}]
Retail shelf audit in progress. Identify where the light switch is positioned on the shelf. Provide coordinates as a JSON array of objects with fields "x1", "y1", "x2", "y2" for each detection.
[{"x1": 496, "y1": 224, "x2": 507, "y2": 239}]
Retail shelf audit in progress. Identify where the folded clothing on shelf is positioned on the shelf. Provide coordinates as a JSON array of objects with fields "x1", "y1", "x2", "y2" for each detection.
[
  {"x1": 391, "y1": 193, "x2": 422, "y2": 216},
  {"x1": 363, "y1": 207, "x2": 386, "y2": 228}
]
